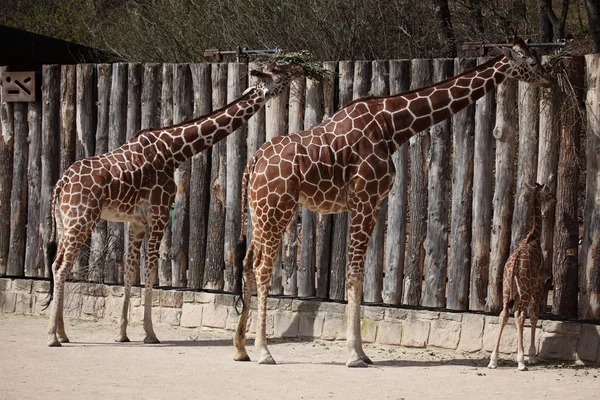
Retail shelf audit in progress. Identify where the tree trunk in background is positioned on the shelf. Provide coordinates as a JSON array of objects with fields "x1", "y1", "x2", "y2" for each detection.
[
  {"x1": 538, "y1": 0, "x2": 554, "y2": 42},
  {"x1": 586, "y1": 0, "x2": 600, "y2": 53},
  {"x1": 432, "y1": 0, "x2": 457, "y2": 57}
]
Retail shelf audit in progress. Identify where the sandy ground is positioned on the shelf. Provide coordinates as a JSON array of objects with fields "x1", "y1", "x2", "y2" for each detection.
[{"x1": 0, "y1": 313, "x2": 598, "y2": 400}]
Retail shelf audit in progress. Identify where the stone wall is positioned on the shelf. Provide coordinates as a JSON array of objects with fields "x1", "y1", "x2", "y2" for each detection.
[{"x1": 1, "y1": 278, "x2": 598, "y2": 364}]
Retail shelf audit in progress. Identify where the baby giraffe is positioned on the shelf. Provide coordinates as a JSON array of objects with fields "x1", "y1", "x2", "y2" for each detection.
[{"x1": 488, "y1": 182, "x2": 555, "y2": 371}]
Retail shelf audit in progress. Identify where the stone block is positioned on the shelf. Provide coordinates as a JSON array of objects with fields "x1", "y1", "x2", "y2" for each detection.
[
  {"x1": 79, "y1": 283, "x2": 108, "y2": 297},
  {"x1": 0, "y1": 278, "x2": 12, "y2": 291},
  {"x1": 226, "y1": 307, "x2": 241, "y2": 331},
  {"x1": 292, "y1": 299, "x2": 321, "y2": 313},
  {"x1": 130, "y1": 287, "x2": 142, "y2": 298},
  {"x1": 298, "y1": 312, "x2": 324, "y2": 338},
  {"x1": 576, "y1": 324, "x2": 600, "y2": 362},
  {"x1": 195, "y1": 292, "x2": 214, "y2": 304},
  {"x1": 321, "y1": 313, "x2": 347, "y2": 341},
  {"x1": 401, "y1": 318, "x2": 430, "y2": 348},
  {"x1": 360, "y1": 318, "x2": 377, "y2": 343},
  {"x1": 183, "y1": 292, "x2": 195, "y2": 303},
  {"x1": 539, "y1": 332, "x2": 578, "y2": 361},
  {"x1": 363, "y1": 306, "x2": 385, "y2": 321},
  {"x1": 266, "y1": 298, "x2": 281, "y2": 310},
  {"x1": 201, "y1": 304, "x2": 229, "y2": 329},
  {"x1": 458, "y1": 313, "x2": 484, "y2": 352},
  {"x1": 161, "y1": 308, "x2": 182, "y2": 326},
  {"x1": 384, "y1": 308, "x2": 408, "y2": 322},
  {"x1": 274, "y1": 311, "x2": 299, "y2": 338},
  {"x1": 13, "y1": 279, "x2": 32, "y2": 293},
  {"x1": 111, "y1": 286, "x2": 125, "y2": 297},
  {"x1": 32, "y1": 294, "x2": 50, "y2": 316},
  {"x1": 440, "y1": 312, "x2": 462, "y2": 322},
  {"x1": 265, "y1": 311, "x2": 275, "y2": 336},
  {"x1": 81, "y1": 295, "x2": 105, "y2": 320},
  {"x1": 160, "y1": 291, "x2": 183, "y2": 308},
  {"x1": 214, "y1": 293, "x2": 235, "y2": 307},
  {"x1": 428, "y1": 319, "x2": 461, "y2": 349},
  {"x1": 152, "y1": 307, "x2": 162, "y2": 324},
  {"x1": 542, "y1": 320, "x2": 581, "y2": 335},
  {"x1": 15, "y1": 293, "x2": 33, "y2": 314},
  {"x1": 412, "y1": 310, "x2": 439, "y2": 320},
  {"x1": 129, "y1": 306, "x2": 144, "y2": 323},
  {"x1": 376, "y1": 321, "x2": 402, "y2": 345},
  {"x1": 105, "y1": 295, "x2": 124, "y2": 320},
  {"x1": 319, "y1": 302, "x2": 346, "y2": 314},
  {"x1": 33, "y1": 280, "x2": 50, "y2": 293},
  {"x1": 0, "y1": 291, "x2": 16, "y2": 312},
  {"x1": 278, "y1": 298, "x2": 293, "y2": 311},
  {"x1": 181, "y1": 303, "x2": 203, "y2": 328}
]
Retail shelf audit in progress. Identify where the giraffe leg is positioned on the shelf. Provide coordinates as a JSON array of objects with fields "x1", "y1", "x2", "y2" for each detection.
[
  {"x1": 528, "y1": 305, "x2": 539, "y2": 365},
  {"x1": 116, "y1": 222, "x2": 146, "y2": 342},
  {"x1": 141, "y1": 215, "x2": 168, "y2": 344},
  {"x1": 254, "y1": 241, "x2": 280, "y2": 364},
  {"x1": 487, "y1": 302, "x2": 509, "y2": 369},
  {"x1": 515, "y1": 308, "x2": 527, "y2": 371},
  {"x1": 233, "y1": 241, "x2": 256, "y2": 362}
]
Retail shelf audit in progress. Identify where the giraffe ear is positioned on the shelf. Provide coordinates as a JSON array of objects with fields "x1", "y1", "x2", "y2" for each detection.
[
  {"x1": 501, "y1": 46, "x2": 515, "y2": 61},
  {"x1": 524, "y1": 182, "x2": 536, "y2": 191}
]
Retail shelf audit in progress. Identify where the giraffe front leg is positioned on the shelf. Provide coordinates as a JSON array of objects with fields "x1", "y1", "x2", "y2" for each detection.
[
  {"x1": 528, "y1": 307, "x2": 539, "y2": 365},
  {"x1": 254, "y1": 247, "x2": 277, "y2": 365},
  {"x1": 515, "y1": 309, "x2": 527, "y2": 371},
  {"x1": 116, "y1": 222, "x2": 146, "y2": 343},
  {"x1": 488, "y1": 303, "x2": 509, "y2": 369},
  {"x1": 233, "y1": 242, "x2": 256, "y2": 362}
]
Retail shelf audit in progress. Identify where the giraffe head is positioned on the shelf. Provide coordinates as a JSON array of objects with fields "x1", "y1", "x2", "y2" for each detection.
[
  {"x1": 500, "y1": 38, "x2": 554, "y2": 88},
  {"x1": 249, "y1": 64, "x2": 304, "y2": 99},
  {"x1": 525, "y1": 182, "x2": 556, "y2": 205}
]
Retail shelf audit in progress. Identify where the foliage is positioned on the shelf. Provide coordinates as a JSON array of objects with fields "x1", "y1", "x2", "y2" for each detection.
[{"x1": 257, "y1": 50, "x2": 334, "y2": 82}]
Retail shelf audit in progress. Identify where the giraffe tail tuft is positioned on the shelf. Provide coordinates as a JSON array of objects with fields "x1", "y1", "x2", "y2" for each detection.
[{"x1": 234, "y1": 235, "x2": 247, "y2": 315}]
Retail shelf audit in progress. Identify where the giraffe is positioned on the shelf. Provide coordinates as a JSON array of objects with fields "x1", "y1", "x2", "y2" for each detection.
[
  {"x1": 43, "y1": 64, "x2": 303, "y2": 347},
  {"x1": 488, "y1": 182, "x2": 555, "y2": 371},
  {"x1": 233, "y1": 38, "x2": 554, "y2": 367}
]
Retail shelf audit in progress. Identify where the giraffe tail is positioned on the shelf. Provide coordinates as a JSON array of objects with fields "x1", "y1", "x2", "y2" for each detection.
[{"x1": 41, "y1": 179, "x2": 63, "y2": 310}]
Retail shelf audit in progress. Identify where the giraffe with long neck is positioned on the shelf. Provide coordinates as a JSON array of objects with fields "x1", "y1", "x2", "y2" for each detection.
[
  {"x1": 488, "y1": 183, "x2": 554, "y2": 371},
  {"x1": 233, "y1": 38, "x2": 554, "y2": 367},
  {"x1": 44, "y1": 65, "x2": 302, "y2": 347}
]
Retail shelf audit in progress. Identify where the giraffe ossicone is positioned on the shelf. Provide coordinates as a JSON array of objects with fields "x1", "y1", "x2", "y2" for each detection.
[
  {"x1": 43, "y1": 64, "x2": 303, "y2": 347},
  {"x1": 233, "y1": 38, "x2": 554, "y2": 367}
]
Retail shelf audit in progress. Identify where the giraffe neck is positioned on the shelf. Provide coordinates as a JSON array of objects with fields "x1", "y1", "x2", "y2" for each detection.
[
  {"x1": 383, "y1": 56, "x2": 514, "y2": 150},
  {"x1": 152, "y1": 89, "x2": 265, "y2": 168},
  {"x1": 526, "y1": 191, "x2": 543, "y2": 242}
]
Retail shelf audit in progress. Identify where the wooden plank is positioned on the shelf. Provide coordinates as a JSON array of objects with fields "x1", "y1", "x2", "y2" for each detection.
[
  {"x1": 364, "y1": 60, "x2": 389, "y2": 304},
  {"x1": 328, "y1": 60, "x2": 354, "y2": 301},
  {"x1": 469, "y1": 57, "x2": 495, "y2": 311},
  {"x1": 188, "y1": 63, "x2": 211, "y2": 289},
  {"x1": 298, "y1": 75, "x2": 322, "y2": 298},
  {"x1": 203, "y1": 63, "x2": 228, "y2": 291},
  {"x1": 421, "y1": 58, "x2": 453, "y2": 308},
  {"x1": 282, "y1": 76, "x2": 305, "y2": 296},
  {"x1": 106, "y1": 63, "x2": 128, "y2": 284},
  {"x1": 6, "y1": 102, "x2": 29, "y2": 276},
  {"x1": 447, "y1": 58, "x2": 476, "y2": 311},
  {"x1": 59, "y1": 65, "x2": 76, "y2": 176},
  {"x1": 264, "y1": 69, "x2": 289, "y2": 296},
  {"x1": 224, "y1": 63, "x2": 247, "y2": 292},
  {"x1": 158, "y1": 63, "x2": 174, "y2": 286},
  {"x1": 580, "y1": 54, "x2": 600, "y2": 319},
  {"x1": 88, "y1": 64, "x2": 111, "y2": 283},
  {"x1": 383, "y1": 59, "x2": 410, "y2": 305},
  {"x1": 552, "y1": 57, "x2": 583, "y2": 318},
  {"x1": 171, "y1": 64, "x2": 193, "y2": 288},
  {"x1": 0, "y1": 66, "x2": 14, "y2": 276},
  {"x1": 315, "y1": 61, "x2": 336, "y2": 299},
  {"x1": 403, "y1": 59, "x2": 431, "y2": 306},
  {"x1": 24, "y1": 100, "x2": 42, "y2": 277},
  {"x1": 486, "y1": 79, "x2": 518, "y2": 312}
]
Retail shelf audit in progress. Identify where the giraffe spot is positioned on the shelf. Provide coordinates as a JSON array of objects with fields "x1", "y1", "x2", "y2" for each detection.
[
  {"x1": 411, "y1": 116, "x2": 432, "y2": 133},
  {"x1": 449, "y1": 86, "x2": 467, "y2": 99},
  {"x1": 449, "y1": 97, "x2": 470, "y2": 114},
  {"x1": 431, "y1": 90, "x2": 452, "y2": 110},
  {"x1": 215, "y1": 114, "x2": 230, "y2": 126},
  {"x1": 470, "y1": 87, "x2": 485, "y2": 101}
]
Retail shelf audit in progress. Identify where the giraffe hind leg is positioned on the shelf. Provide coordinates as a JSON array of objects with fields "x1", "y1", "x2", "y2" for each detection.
[{"x1": 233, "y1": 239, "x2": 256, "y2": 362}]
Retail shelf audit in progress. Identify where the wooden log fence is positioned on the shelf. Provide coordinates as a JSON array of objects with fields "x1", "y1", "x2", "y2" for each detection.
[{"x1": 0, "y1": 56, "x2": 598, "y2": 320}]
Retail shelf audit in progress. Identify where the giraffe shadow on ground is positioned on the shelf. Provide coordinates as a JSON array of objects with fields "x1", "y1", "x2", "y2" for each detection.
[{"x1": 63, "y1": 338, "x2": 233, "y2": 347}]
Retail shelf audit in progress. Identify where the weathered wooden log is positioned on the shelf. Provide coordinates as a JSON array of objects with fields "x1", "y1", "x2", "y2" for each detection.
[
  {"x1": 106, "y1": 63, "x2": 128, "y2": 284},
  {"x1": 203, "y1": 63, "x2": 228, "y2": 290},
  {"x1": 188, "y1": 63, "x2": 211, "y2": 289},
  {"x1": 580, "y1": 54, "x2": 600, "y2": 319},
  {"x1": 486, "y1": 79, "x2": 518, "y2": 312},
  {"x1": 552, "y1": 57, "x2": 583, "y2": 318},
  {"x1": 224, "y1": 63, "x2": 247, "y2": 293},
  {"x1": 0, "y1": 66, "x2": 14, "y2": 276},
  {"x1": 364, "y1": 60, "x2": 389, "y2": 304},
  {"x1": 88, "y1": 64, "x2": 111, "y2": 283},
  {"x1": 403, "y1": 59, "x2": 431, "y2": 306},
  {"x1": 282, "y1": 76, "x2": 305, "y2": 296},
  {"x1": 469, "y1": 57, "x2": 495, "y2": 311},
  {"x1": 171, "y1": 64, "x2": 193, "y2": 288},
  {"x1": 24, "y1": 100, "x2": 42, "y2": 277},
  {"x1": 7, "y1": 102, "x2": 29, "y2": 276},
  {"x1": 421, "y1": 58, "x2": 453, "y2": 308},
  {"x1": 447, "y1": 58, "x2": 476, "y2": 311},
  {"x1": 59, "y1": 65, "x2": 76, "y2": 176},
  {"x1": 315, "y1": 61, "x2": 336, "y2": 299},
  {"x1": 383, "y1": 59, "x2": 410, "y2": 305}
]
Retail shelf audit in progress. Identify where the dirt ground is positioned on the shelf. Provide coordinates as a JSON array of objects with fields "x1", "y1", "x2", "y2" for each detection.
[{"x1": 1, "y1": 313, "x2": 598, "y2": 400}]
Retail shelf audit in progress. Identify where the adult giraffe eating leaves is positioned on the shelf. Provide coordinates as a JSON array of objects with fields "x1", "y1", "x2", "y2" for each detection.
[
  {"x1": 234, "y1": 38, "x2": 554, "y2": 367},
  {"x1": 43, "y1": 64, "x2": 304, "y2": 347}
]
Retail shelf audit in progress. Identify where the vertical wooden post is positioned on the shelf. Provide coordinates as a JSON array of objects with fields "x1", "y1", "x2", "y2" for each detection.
[
  {"x1": 24, "y1": 100, "x2": 42, "y2": 277},
  {"x1": 552, "y1": 58, "x2": 583, "y2": 318},
  {"x1": 364, "y1": 60, "x2": 389, "y2": 304},
  {"x1": 7, "y1": 102, "x2": 29, "y2": 276},
  {"x1": 59, "y1": 65, "x2": 76, "y2": 176},
  {"x1": 204, "y1": 63, "x2": 228, "y2": 291},
  {"x1": 315, "y1": 61, "x2": 336, "y2": 299},
  {"x1": 224, "y1": 63, "x2": 247, "y2": 292},
  {"x1": 580, "y1": 54, "x2": 600, "y2": 319},
  {"x1": 106, "y1": 63, "x2": 128, "y2": 284},
  {"x1": 88, "y1": 64, "x2": 111, "y2": 283},
  {"x1": 298, "y1": 74, "x2": 323, "y2": 298},
  {"x1": 383, "y1": 59, "x2": 410, "y2": 305},
  {"x1": 0, "y1": 66, "x2": 14, "y2": 276},
  {"x1": 486, "y1": 79, "x2": 518, "y2": 312},
  {"x1": 422, "y1": 58, "x2": 453, "y2": 308},
  {"x1": 447, "y1": 58, "x2": 476, "y2": 311},
  {"x1": 170, "y1": 64, "x2": 193, "y2": 288},
  {"x1": 188, "y1": 63, "x2": 211, "y2": 289},
  {"x1": 328, "y1": 60, "x2": 354, "y2": 301},
  {"x1": 403, "y1": 59, "x2": 431, "y2": 306},
  {"x1": 469, "y1": 57, "x2": 496, "y2": 311}
]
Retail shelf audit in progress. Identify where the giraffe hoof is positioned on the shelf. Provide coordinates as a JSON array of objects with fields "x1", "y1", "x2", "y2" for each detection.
[
  {"x1": 47, "y1": 338, "x2": 62, "y2": 347},
  {"x1": 257, "y1": 355, "x2": 276, "y2": 365},
  {"x1": 517, "y1": 365, "x2": 528, "y2": 371},
  {"x1": 361, "y1": 355, "x2": 373, "y2": 365},
  {"x1": 487, "y1": 362, "x2": 497, "y2": 369},
  {"x1": 143, "y1": 336, "x2": 160, "y2": 344},
  {"x1": 346, "y1": 358, "x2": 369, "y2": 368},
  {"x1": 115, "y1": 335, "x2": 130, "y2": 343},
  {"x1": 234, "y1": 352, "x2": 251, "y2": 362},
  {"x1": 58, "y1": 336, "x2": 70, "y2": 343}
]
